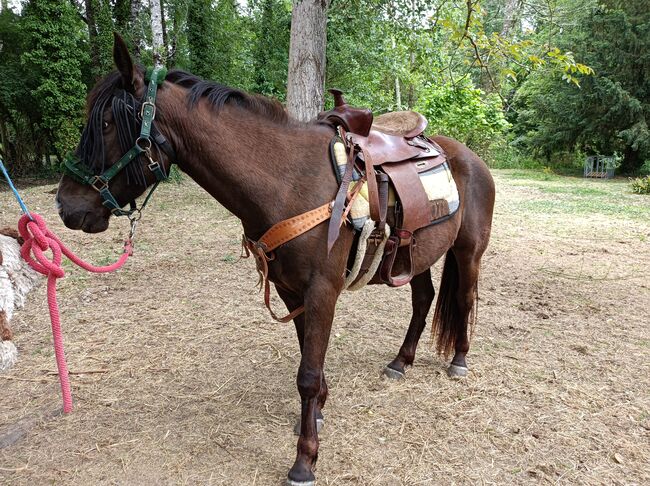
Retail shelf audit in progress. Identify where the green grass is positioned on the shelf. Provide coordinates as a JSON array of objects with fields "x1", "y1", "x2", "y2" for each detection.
[{"x1": 494, "y1": 169, "x2": 650, "y2": 222}]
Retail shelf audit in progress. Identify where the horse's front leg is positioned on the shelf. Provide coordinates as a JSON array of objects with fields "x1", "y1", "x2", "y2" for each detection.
[
  {"x1": 286, "y1": 276, "x2": 339, "y2": 486},
  {"x1": 277, "y1": 286, "x2": 327, "y2": 434}
]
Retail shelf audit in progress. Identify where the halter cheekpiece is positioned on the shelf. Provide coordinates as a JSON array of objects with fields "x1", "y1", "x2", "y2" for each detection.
[{"x1": 62, "y1": 66, "x2": 173, "y2": 218}]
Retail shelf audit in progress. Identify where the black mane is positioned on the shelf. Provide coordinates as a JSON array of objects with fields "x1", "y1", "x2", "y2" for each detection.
[{"x1": 166, "y1": 70, "x2": 290, "y2": 125}]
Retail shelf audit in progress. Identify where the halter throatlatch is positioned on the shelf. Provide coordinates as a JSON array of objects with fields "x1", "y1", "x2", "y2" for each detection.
[{"x1": 62, "y1": 66, "x2": 172, "y2": 218}]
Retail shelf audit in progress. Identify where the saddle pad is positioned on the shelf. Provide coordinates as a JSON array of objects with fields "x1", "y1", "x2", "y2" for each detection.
[{"x1": 343, "y1": 162, "x2": 459, "y2": 231}]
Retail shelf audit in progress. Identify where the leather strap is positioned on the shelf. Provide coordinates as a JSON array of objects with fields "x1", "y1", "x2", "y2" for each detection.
[
  {"x1": 362, "y1": 148, "x2": 381, "y2": 222},
  {"x1": 381, "y1": 161, "x2": 431, "y2": 234},
  {"x1": 242, "y1": 201, "x2": 333, "y2": 323},
  {"x1": 242, "y1": 238, "x2": 305, "y2": 323},
  {"x1": 380, "y1": 230, "x2": 415, "y2": 287},
  {"x1": 259, "y1": 202, "x2": 332, "y2": 253},
  {"x1": 327, "y1": 137, "x2": 356, "y2": 254}
]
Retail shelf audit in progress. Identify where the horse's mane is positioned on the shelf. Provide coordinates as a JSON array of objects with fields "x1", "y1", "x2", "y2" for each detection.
[
  {"x1": 165, "y1": 70, "x2": 291, "y2": 125},
  {"x1": 77, "y1": 67, "x2": 293, "y2": 180}
]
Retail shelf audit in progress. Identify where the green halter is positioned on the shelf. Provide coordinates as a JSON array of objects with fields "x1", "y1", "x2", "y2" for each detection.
[{"x1": 63, "y1": 66, "x2": 171, "y2": 217}]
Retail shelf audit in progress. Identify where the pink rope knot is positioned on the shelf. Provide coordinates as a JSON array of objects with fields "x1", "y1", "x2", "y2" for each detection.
[
  {"x1": 19, "y1": 213, "x2": 65, "y2": 278},
  {"x1": 16, "y1": 213, "x2": 132, "y2": 413}
]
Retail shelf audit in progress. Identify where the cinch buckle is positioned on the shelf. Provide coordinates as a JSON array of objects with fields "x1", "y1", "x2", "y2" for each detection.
[{"x1": 91, "y1": 176, "x2": 108, "y2": 192}]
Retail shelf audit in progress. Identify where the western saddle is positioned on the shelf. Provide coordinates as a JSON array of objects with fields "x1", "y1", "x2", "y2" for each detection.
[
  {"x1": 242, "y1": 89, "x2": 453, "y2": 322},
  {"x1": 319, "y1": 89, "x2": 450, "y2": 287}
]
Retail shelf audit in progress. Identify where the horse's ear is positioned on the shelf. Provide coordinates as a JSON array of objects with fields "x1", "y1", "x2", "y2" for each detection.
[{"x1": 113, "y1": 33, "x2": 137, "y2": 91}]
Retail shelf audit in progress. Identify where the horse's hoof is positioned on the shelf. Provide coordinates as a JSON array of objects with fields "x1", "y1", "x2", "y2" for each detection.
[
  {"x1": 0, "y1": 340, "x2": 18, "y2": 372},
  {"x1": 293, "y1": 413, "x2": 324, "y2": 436},
  {"x1": 383, "y1": 365, "x2": 405, "y2": 380},
  {"x1": 287, "y1": 464, "x2": 315, "y2": 486},
  {"x1": 447, "y1": 364, "x2": 468, "y2": 378},
  {"x1": 286, "y1": 479, "x2": 315, "y2": 486}
]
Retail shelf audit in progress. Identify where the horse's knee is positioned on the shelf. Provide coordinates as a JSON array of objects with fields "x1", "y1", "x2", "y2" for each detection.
[{"x1": 296, "y1": 366, "x2": 322, "y2": 400}]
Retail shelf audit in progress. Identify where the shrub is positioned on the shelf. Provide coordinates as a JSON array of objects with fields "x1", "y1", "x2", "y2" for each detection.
[
  {"x1": 640, "y1": 160, "x2": 650, "y2": 176},
  {"x1": 630, "y1": 175, "x2": 650, "y2": 194},
  {"x1": 416, "y1": 80, "x2": 510, "y2": 159}
]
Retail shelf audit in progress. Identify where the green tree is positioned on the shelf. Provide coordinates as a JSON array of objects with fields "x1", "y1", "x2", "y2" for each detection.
[
  {"x1": 0, "y1": 8, "x2": 37, "y2": 170},
  {"x1": 85, "y1": 0, "x2": 115, "y2": 79},
  {"x1": 186, "y1": 0, "x2": 218, "y2": 78},
  {"x1": 512, "y1": 1, "x2": 650, "y2": 172},
  {"x1": 21, "y1": 0, "x2": 88, "y2": 160},
  {"x1": 251, "y1": 0, "x2": 290, "y2": 98}
]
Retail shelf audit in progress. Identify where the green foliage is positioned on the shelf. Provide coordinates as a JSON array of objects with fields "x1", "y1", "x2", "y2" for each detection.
[
  {"x1": 251, "y1": 0, "x2": 290, "y2": 98},
  {"x1": 640, "y1": 160, "x2": 650, "y2": 176},
  {"x1": 186, "y1": 0, "x2": 224, "y2": 80},
  {"x1": 630, "y1": 175, "x2": 650, "y2": 194},
  {"x1": 12, "y1": 0, "x2": 88, "y2": 169},
  {"x1": 416, "y1": 80, "x2": 510, "y2": 157},
  {"x1": 185, "y1": 0, "x2": 253, "y2": 87},
  {"x1": 2, "y1": 0, "x2": 646, "y2": 179},
  {"x1": 511, "y1": 1, "x2": 650, "y2": 173}
]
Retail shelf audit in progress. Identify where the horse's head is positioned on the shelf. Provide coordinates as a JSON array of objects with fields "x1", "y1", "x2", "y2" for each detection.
[{"x1": 56, "y1": 34, "x2": 174, "y2": 233}]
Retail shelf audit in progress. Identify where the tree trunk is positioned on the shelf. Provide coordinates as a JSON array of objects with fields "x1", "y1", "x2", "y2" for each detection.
[
  {"x1": 160, "y1": 0, "x2": 168, "y2": 59},
  {"x1": 113, "y1": 0, "x2": 131, "y2": 31},
  {"x1": 150, "y1": 0, "x2": 165, "y2": 66},
  {"x1": 130, "y1": 0, "x2": 145, "y2": 59},
  {"x1": 286, "y1": 0, "x2": 330, "y2": 122},
  {"x1": 391, "y1": 36, "x2": 401, "y2": 110},
  {"x1": 85, "y1": 0, "x2": 100, "y2": 70},
  {"x1": 501, "y1": 0, "x2": 522, "y2": 37}
]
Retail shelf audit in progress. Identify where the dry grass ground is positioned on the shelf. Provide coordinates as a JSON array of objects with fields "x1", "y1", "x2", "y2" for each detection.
[{"x1": 1, "y1": 170, "x2": 648, "y2": 485}]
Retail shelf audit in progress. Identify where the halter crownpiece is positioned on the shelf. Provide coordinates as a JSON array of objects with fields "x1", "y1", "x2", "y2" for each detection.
[{"x1": 62, "y1": 66, "x2": 173, "y2": 218}]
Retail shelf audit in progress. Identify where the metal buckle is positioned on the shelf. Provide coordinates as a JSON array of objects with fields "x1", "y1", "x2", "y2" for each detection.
[
  {"x1": 91, "y1": 176, "x2": 108, "y2": 192},
  {"x1": 140, "y1": 101, "x2": 156, "y2": 120}
]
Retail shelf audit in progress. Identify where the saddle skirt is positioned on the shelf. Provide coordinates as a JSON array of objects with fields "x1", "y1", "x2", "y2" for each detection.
[{"x1": 331, "y1": 137, "x2": 459, "y2": 231}]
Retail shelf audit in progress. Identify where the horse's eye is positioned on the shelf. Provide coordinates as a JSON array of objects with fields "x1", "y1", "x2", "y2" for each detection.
[{"x1": 103, "y1": 121, "x2": 109, "y2": 129}]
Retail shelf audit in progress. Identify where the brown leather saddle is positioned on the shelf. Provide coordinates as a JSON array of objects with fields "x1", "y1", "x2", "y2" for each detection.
[{"x1": 318, "y1": 89, "x2": 450, "y2": 287}]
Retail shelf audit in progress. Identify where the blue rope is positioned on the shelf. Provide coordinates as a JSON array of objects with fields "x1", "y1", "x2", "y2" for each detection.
[{"x1": 0, "y1": 157, "x2": 33, "y2": 220}]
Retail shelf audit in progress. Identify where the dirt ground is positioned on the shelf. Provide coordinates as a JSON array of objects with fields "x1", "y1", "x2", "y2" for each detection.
[{"x1": 1, "y1": 170, "x2": 648, "y2": 485}]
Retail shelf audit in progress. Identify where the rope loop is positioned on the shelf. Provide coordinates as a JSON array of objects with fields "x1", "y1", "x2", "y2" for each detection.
[{"x1": 15, "y1": 212, "x2": 133, "y2": 413}]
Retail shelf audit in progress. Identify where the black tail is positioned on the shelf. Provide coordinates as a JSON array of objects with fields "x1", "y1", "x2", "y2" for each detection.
[{"x1": 431, "y1": 249, "x2": 463, "y2": 357}]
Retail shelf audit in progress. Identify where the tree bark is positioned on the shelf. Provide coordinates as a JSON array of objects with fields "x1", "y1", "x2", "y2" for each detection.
[
  {"x1": 150, "y1": 0, "x2": 165, "y2": 66},
  {"x1": 84, "y1": 0, "x2": 99, "y2": 70},
  {"x1": 501, "y1": 0, "x2": 522, "y2": 37},
  {"x1": 130, "y1": 0, "x2": 145, "y2": 59},
  {"x1": 286, "y1": 0, "x2": 330, "y2": 122}
]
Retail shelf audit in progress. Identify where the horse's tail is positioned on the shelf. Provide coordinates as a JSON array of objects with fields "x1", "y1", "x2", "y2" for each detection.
[{"x1": 431, "y1": 249, "x2": 474, "y2": 357}]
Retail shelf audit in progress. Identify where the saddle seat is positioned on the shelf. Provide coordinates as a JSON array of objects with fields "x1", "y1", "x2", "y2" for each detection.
[{"x1": 372, "y1": 110, "x2": 428, "y2": 138}]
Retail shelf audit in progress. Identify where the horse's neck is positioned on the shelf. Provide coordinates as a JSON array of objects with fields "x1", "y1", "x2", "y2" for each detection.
[{"x1": 167, "y1": 101, "x2": 336, "y2": 237}]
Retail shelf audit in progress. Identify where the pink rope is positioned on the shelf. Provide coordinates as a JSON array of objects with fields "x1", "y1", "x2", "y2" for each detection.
[{"x1": 18, "y1": 213, "x2": 132, "y2": 413}]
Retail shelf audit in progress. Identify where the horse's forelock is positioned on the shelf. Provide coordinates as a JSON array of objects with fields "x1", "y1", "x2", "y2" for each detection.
[{"x1": 77, "y1": 69, "x2": 149, "y2": 186}]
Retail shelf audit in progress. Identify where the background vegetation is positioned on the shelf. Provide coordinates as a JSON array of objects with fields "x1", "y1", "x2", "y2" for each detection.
[{"x1": 0, "y1": 0, "x2": 648, "y2": 177}]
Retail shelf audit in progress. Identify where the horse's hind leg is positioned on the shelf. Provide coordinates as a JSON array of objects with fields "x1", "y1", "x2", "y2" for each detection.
[
  {"x1": 435, "y1": 247, "x2": 484, "y2": 378},
  {"x1": 384, "y1": 269, "x2": 435, "y2": 379}
]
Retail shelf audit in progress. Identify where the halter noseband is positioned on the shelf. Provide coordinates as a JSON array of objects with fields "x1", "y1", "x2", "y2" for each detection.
[{"x1": 63, "y1": 66, "x2": 173, "y2": 218}]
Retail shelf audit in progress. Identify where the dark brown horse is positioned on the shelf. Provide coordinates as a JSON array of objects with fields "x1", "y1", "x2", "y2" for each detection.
[{"x1": 56, "y1": 36, "x2": 495, "y2": 485}]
